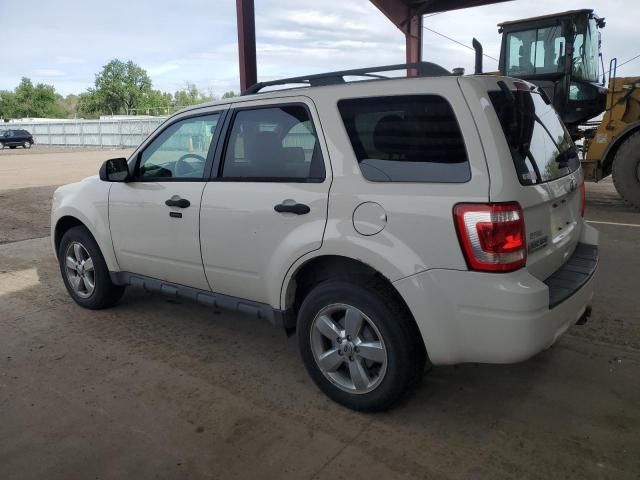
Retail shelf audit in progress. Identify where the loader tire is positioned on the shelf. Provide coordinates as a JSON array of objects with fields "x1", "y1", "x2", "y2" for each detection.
[{"x1": 612, "y1": 132, "x2": 640, "y2": 210}]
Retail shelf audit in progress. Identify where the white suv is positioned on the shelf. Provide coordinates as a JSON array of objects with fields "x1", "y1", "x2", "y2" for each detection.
[{"x1": 51, "y1": 64, "x2": 599, "y2": 411}]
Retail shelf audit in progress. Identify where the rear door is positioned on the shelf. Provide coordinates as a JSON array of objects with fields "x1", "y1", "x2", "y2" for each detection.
[
  {"x1": 459, "y1": 77, "x2": 583, "y2": 280},
  {"x1": 199, "y1": 97, "x2": 331, "y2": 306},
  {"x1": 4, "y1": 130, "x2": 16, "y2": 145}
]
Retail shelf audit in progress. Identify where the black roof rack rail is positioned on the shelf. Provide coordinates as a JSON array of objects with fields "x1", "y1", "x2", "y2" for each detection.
[{"x1": 241, "y1": 62, "x2": 451, "y2": 95}]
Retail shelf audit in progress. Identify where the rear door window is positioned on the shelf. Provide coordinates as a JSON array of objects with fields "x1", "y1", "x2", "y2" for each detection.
[
  {"x1": 221, "y1": 105, "x2": 325, "y2": 182},
  {"x1": 338, "y1": 95, "x2": 470, "y2": 182},
  {"x1": 490, "y1": 89, "x2": 579, "y2": 185}
]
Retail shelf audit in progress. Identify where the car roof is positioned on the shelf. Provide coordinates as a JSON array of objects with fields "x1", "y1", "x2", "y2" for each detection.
[
  {"x1": 178, "y1": 73, "x2": 466, "y2": 115},
  {"x1": 176, "y1": 62, "x2": 464, "y2": 114}
]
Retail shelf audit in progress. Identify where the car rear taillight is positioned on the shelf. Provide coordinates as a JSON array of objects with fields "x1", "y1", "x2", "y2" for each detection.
[
  {"x1": 579, "y1": 181, "x2": 586, "y2": 217},
  {"x1": 453, "y1": 202, "x2": 527, "y2": 273}
]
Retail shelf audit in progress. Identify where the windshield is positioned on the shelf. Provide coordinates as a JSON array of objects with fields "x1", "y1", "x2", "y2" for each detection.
[
  {"x1": 490, "y1": 89, "x2": 579, "y2": 185},
  {"x1": 572, "y1": 18, "x2": 599, "y2": 82},
  {"x1": 505, "y1": 25, "x2": 566, "y2": 77},
  {"x1": 505, "y1": 17, "x2": 600, "y2": 83}
]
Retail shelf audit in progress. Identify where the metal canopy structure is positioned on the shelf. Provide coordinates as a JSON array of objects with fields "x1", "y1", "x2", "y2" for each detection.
[{"x1": 236, "y1": 0, "x2": 512, "y2": 91}]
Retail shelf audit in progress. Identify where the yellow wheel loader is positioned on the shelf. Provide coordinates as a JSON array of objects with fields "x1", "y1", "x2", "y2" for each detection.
[{"x1": 487, "y1": 9, "x2": 640, "y2": 208}]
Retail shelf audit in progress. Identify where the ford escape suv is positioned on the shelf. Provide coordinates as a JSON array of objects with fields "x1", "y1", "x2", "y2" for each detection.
[{"x1": 51, "y1": 63, "x2": 599, "y2": 411}]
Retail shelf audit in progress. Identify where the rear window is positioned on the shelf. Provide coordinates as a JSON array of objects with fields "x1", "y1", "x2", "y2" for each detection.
[
  {"x1": 338, "y1": 95, "x2": 470, "y2": 183},
  {"x1": 489, "y1": 89, "x2": 579, "y2": 185}
]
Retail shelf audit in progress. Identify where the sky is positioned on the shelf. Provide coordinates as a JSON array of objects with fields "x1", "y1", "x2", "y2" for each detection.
[{"x1": 0, "y1": 0, "x2": 637, "y2": 97}]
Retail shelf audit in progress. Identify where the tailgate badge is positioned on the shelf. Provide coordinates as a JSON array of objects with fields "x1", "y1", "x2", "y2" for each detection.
[{"x1": 528, "y1": 230, "x2": 548, "y2": 253}]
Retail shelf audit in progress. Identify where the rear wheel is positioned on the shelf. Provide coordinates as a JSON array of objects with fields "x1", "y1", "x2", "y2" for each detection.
[
  {"x1": 297, "y1": 279, "x2": 426, "y2": 411},
  {"x1": 612, "y1": 131, "x2": 640, "y2": 209},
  {"x1": 9, "y1": 145, "x2": 16, "y2": 149},
  {"x1": 58, "y1": 226, "x2": 125, "y2": 309}
]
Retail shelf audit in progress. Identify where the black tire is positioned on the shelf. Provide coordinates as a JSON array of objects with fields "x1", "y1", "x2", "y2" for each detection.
[
  {"x1": 58, "y1": 225, "x2": 125, "y2": 309},
  {"x1": 612, "y1": 131, "x2": 640, "y2": 209},
  {"x1": 9, "y1": 145, "x2": 16, "y2": 149},
  {"x1": 23, "y1": 141, "x2": 31, "y2": 149},
  {"x1": 297, "y1": 279, "x2": 426, "y2": 411}
]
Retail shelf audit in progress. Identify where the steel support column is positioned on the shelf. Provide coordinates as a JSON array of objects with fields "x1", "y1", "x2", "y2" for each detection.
[
  {"x1": 405, "y1": 13, "x2": 422, "y2": 75},
  {"x1": 236, "y1": 0, "x2": 257, "y2": 92},
  {"x1": 370, "y1": 0, "x2": 423, "y2": 75}
]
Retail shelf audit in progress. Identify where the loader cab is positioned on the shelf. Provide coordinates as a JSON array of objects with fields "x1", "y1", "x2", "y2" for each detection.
[{"x1": 498, "y1": 9, "x2": 607, "y2": 129}]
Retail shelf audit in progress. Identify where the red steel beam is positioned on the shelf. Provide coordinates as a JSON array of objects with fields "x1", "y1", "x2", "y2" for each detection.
[
  {"x1": 405, "y1": 13, "x2": 422, "y2": 75},
  {"x1": 370, "y1": 0, "x2": 422, "y2": 75},
  {"x1": 236, "y1": 0, "x2": 257, "y2": 92}
]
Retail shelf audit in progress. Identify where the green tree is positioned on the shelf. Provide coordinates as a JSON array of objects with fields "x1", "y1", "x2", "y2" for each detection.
[
  {"x1": 80, "y1": 59, "x2": 157, "y2": 115},
  {"x1": 0, "y1": 77, "x2": 65, "y2": 119},
  {"x1": 137, "y1": 89, "x2": 173, "y2": 115},
  {"x1": 0, "y1": 90, "x2": 17, "y2": 119},
  {"x1": 173, "y1": 82, "x2": 200, "y2": 106},
  {"x1": 221, "y1": 91, "x2": 237, "y2": 99},
  {"x1": 56, "y1": 94, "x2": 80, "y2": 118},
  {"x1": 173, "y1": 82, "x2": 216, "y2": 108},
  {"x1": 77, "y1": 91, "x2": 102, "y2": 118}
]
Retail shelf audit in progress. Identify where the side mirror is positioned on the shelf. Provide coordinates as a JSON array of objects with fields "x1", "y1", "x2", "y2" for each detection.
[{"x1": 99, "y1": 157, "x2": 130, "y2": 182}]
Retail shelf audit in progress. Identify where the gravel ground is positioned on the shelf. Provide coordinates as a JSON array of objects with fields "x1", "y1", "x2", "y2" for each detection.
[
  {"x1": 0, "y1": 147, "x2": 133, "y2": 244},
  {"x1": 1, "y1": 147, "x2": 639, "y2": 480}
]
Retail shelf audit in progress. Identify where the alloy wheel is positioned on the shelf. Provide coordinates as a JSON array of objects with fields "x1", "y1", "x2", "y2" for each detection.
[
  {"x1": 310, "y1": 303, "x2": 388, "y2": 394},
  {"x1": 64, "y1": 242, "x2": 96, "y2": 298}
]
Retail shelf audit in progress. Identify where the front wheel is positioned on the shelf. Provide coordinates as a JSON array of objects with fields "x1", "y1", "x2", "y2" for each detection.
[
  {"x1": 23, "y1": 141, "x2": 31, "y2": 149},
  {"x1": 612, "y1": 131, "x2": 640, "y2": 209},
  {"x1": 58, "y1": 225, "x2": 125, "y2": 309},
  {"x1": 297, "y1": 280, "x2": 426, "y2": 411}
]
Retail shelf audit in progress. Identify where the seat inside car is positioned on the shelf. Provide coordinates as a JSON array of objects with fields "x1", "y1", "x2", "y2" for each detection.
[{"x1": 245, "y1": 131, "x2": 285, "y2": 177}]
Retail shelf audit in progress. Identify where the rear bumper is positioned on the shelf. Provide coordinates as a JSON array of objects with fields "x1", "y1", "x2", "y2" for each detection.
[
  {"x1": 394, "y1": 224, "x2": 599, "y2": 365},
  {"x1": 544, "y1": 243, "x2": 598, "y2": 308}
]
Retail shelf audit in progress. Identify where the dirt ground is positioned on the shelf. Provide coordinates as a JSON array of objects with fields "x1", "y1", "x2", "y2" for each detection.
[{"x1": 1, "y1": 147, "x2": 639, "y2": 480}]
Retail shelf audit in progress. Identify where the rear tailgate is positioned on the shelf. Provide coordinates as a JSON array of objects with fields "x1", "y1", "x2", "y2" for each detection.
[
  {"x1": 522, "y1": 169, "x2": 583, "y2": 280},
  {"x1": 458, "y1": 76, "x2": 583, "y2": 280}
]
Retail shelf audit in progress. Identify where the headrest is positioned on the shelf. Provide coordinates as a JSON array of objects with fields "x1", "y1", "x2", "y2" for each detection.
[
  {"x1": 245, "y1": 130, "x2": 282, "y2": 161},
  {"x1": 283, "y1": 146, "x2": 305, "y2": 164},
  {"x1": 373, "y1": 114, "x2": 405, "y2": 155}
]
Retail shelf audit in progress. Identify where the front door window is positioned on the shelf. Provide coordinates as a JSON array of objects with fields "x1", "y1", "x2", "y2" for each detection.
[{"x1": 137, "y1": 114, "x2": 220, "y2": 179}]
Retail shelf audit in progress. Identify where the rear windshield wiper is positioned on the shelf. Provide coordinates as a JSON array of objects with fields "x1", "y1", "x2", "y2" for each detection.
[
  {"x1": 497, "y1": 81, "x2": 542, "y2": 184},
  {"x1": 498, "y1": 81, "x2": 573, "y2": 167}
]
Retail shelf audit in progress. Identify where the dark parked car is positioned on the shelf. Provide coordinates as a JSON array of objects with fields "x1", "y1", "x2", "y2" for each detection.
[{"x1": 0, "y1": 129, "x2": 34, "y2": 149}]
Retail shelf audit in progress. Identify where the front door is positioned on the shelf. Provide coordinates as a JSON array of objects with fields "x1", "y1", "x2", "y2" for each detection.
[
  {"x1": 109, "y1": 111, "x2": 224, "y2": 290},
  {"x1": 200, "y1": 100, "x2": 331, "y2": 305}
]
